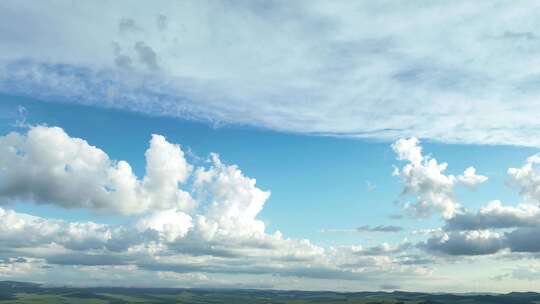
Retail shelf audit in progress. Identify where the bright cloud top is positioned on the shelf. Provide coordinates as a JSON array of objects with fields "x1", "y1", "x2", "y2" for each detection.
[
  {"x1": 0, "y1": 126, "x2": 193, "y2": 214},
  {"x1": 392, "y1": 137, "x2": 487, "y2": 218},
  {"x1": 3, "y1": 1, "x2": 540, "y2": 146}
]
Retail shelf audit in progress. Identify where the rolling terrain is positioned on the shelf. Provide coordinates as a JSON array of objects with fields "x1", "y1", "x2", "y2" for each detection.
[{"x1": 1, "y1": 281, "x2": 540, "y2": 304}]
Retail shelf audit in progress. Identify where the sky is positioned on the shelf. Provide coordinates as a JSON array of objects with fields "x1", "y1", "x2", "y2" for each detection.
[{"x1": 2, "y1": 0, "x2": 540, "y2": 293}]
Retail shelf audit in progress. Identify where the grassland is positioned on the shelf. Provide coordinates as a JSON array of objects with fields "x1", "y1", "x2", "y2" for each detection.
[{"x1": 1, "y1": 281, "x2": 539, "y2": 304}]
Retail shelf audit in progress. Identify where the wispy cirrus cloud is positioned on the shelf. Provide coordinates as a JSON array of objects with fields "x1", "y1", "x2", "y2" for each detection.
[
  {"x1": 2, "y1": 1, "x2": 540, "y2": 146},
  {"x1": 321, "y1": 225, "x2": 403, "y2": 233}
]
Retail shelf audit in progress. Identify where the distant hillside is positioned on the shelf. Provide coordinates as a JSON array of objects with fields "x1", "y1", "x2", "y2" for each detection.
[
  {"x1": 0, "y1": 281, "x2": 40, "y2": 289},
  {"x1": 0, "y1": 281, "x2": 539, "y2": 303}
]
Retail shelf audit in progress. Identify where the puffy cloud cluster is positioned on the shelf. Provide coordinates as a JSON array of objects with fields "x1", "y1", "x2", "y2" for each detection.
[
  {"x1": 11, "y1": 127, "x2": 540, "y2": 288},
  {"x1": 422, "y1": 201, "x2": 540, "y2": 256},
  {"x1": 0, "y1": 207, "x2": 150, "y2": 253},
  {"x1": 0, "y1": 126, "x2": 427, "y2": 288},
  {"x1": 192, "y1": 154, "x2": 270, "y2": 240},
  {"x1": 391, "y1": 138, "x2": 540, "y2": 258},
  {"x1": 428, "y1": 189, "x2": 540, "y2": 256},
  {"x1": 457, "y1": 167, "x2": 489, "y2": 188},
  {"x1": 392, "y1": 138, "x2": 540, "y2": 256},
  {"x1": 508, "y1": 154, "x2": 540, "y2": 204},
  {"x1": 0, "y1": 126, "x2": 193, "y2": 214},
  {"x1": 0, "y1": 195, "x2": 422, "y2": 286},
  {"x1": 0, "y1": 126, "x2": 283, "y2": 253},
  {"x1": 136, "y1": 209, "x2": 192, "y2": 242},
  {"x1": 392, "y1": 138, "x2": 487, "y2": 218}
]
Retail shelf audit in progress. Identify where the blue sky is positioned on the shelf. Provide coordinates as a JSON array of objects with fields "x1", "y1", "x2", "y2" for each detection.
[
  {"x1": 2, "y1": 95, "x2": 534, "y2": 242},
  {"x1": 2, "y1": 0, "x2": 540, "y2": 293}
]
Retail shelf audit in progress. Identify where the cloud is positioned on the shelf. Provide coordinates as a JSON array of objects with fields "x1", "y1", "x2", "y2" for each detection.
[
  {"x1": 320, "y1": 225, "x2": 403, "y2": 234},
  {"x1": 0, "y1": 126, "x2": 430, "y2": 287},
  {"x1": 504, "y1": 227, "x2": 540, "y2": 253},
  {"x1": 421, "y1": 199, "x2": 540, "y2": 255},
  {"x1": 156, "y1": 14, "x2": 167, "y2": 31},
  {"x1": 118, "y1": 17, "x2": 142, "y2": 34},
  {"x1": 134, "y1": 41, "x2": 159, "y2": 70},
  {"x1": 416, "y1": 149, "x2": 540, "y2": 256},
  {"x1": 418, "y1": 187, "x2": 540, "y2": 256},
  {"x1": 392, "y1": 137, "x2": 424, "y2": 165},
  {"x1": 508, "y1": 154, "x2": 540, "y2": 204},
  {"x1": 0, "y1": 126, "x2": 281, "y2": 252},
  {"x1": 354, "y1": 241, "x2": 412, "y2": 256},
  {"x1": 502, "y1": 31, "x2": 538, "y2": 40},
  {"x1": 457, "y1": 167, "x2": 488, "y2": 188},
  {"x1": 394, "y1": 147, "x2": 540, "y2": 257},
  {"x1": 392, "y1": 138, "x2": 486, "y2": 218},
  {"x1": 14, "y1": 105, "x2": 28, "y2": 128},
  {"x1": 422, "y1": 225, "x2": 540, "y2": 256},
  {"x1": 17, "y1": 126, "x2": 540, "y2": 286},
  {"x1": 508, "y1": 265, "x2": 540, "y2": 281},
  {"x1": 114, "y1": 54, "x2": 133, "y2": 69},
  {"x1": 0, "y1": 126, "x2": 193, "y2": 214},
  {"x1": 422, "y1": 230, "x2": 506, "y2": 256},
  {"x1": 136, "y1": 209, "x2": 193, "y2": 242},
  {"x1": 356, "y1": 225, "x2": 403, "y2": 233},
  {"x1": 0, "y1": 205, "x2": 426, "y2": 284},
  {"x1": 395, "y1": 254, "x2": 435, "y2": 266},
  {"x1": 445, "y1": 201, "x2": 540, "y2": 231},
  {"x1": 0, "y1": 207, "x2": 149, "y2": 252},
  {"x1": 192, "y1": 153, "x2": 270, "y2": 239},
  {"x1": 3, "y1": 2, "x2": 540, "y2": 146}
]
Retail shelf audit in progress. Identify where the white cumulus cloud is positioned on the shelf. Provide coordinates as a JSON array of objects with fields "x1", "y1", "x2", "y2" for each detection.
[
  {"x1": 392, "y1": 138, "x2": 486, "y2": 218},
  {"x1": 0, "y1": 126, "x2": 193, "y2": 214}
]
